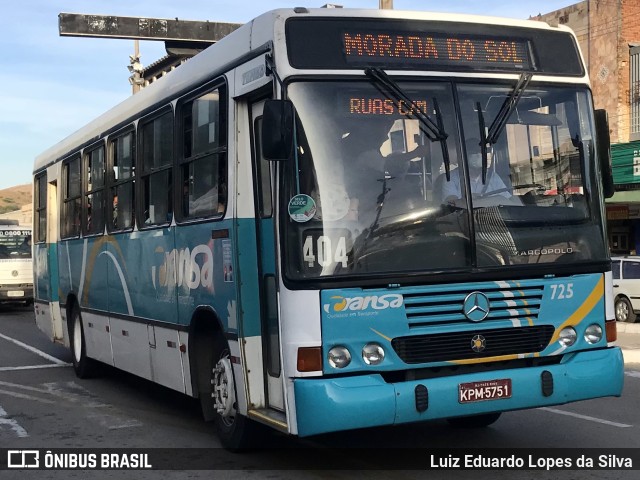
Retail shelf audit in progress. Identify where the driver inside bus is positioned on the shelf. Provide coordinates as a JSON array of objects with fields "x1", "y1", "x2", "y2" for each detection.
[
  {"x1": 347, "y1": 118, "x2": 429, "y2": 179},
  {"x1": 439, "y1": 137, "x2": 514, "y2": 205},
  {"x1": 343, "y1": 118, "x2": 429, "y2": 218}
]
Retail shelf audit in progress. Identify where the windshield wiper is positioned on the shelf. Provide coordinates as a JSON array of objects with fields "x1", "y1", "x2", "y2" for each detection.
[
  {"x1": 365, "y1": 67, "x2": 451, "y2": 180},
  {"x1": 474, "y1": 72, "x2": 531, "y2": 184},
  {"x1": 486, "y1": 72, "x2": 532, "y2": 145},
  {"x1": 476, "y1": 102, "x2": 489, "y2": 184}
]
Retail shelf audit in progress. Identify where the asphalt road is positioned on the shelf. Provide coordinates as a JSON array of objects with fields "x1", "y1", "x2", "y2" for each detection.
[{"x1": 0, "y1": 305, "x2": 639, "y2": 479}]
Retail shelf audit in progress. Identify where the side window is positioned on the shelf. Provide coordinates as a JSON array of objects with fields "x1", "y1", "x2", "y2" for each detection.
[
  {"x1": 109, "y1": 131, "x2": 135, "y2": 231},
  {"x1": 179, "y1": 86, "x2": 227, "y2": 220},
  {"x1": 34, "y1": 173, "x2": 47, "y2": 243},
  {"x1": 84, "y1": 145, "x2": 105, "y2": 235},
  {"x1": 139, "y1": 110, "x2": 173, "y2": 226},
  {"x1": 612, "y1": 261, "x2": 620, "y2": 280},
  {"x1": 62, "y1": 156, "x2": 82, "y2": 238},
  {"x1": 623, "y1": 261, "x2": 640, "y2": 280}
]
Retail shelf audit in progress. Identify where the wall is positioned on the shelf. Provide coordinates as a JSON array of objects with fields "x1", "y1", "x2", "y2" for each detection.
[{"x1": 534, "y1": 1, "x2": 640, "y2": 144}]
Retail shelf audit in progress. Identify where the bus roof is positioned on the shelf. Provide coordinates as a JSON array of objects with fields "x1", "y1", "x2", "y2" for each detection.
[{"x1": 33, "y1": 8, "x2": 578, "y2": 174}]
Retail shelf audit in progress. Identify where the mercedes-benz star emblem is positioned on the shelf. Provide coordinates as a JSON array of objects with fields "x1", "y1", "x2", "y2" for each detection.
[
  {"x1": 462, "y1": 291, "x2": 491, "y2": 322},
  {"x1": 471, "y1": 334, "x2": 486, "y2": 353}
]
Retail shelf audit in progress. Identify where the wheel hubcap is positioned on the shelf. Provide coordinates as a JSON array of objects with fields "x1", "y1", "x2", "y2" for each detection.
[
  {"x1": 211, "y1": 354, "x2": 236, "y2": 425},
  {"x1": 73, "y1": 315, "x2": 82, "y2": 363},
  {"x1": 616, "y1": 302, "x2": 628, "y2": 321}
]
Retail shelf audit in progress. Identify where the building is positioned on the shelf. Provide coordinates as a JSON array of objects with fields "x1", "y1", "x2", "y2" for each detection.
[
  {"x1": 0, "y1": 203, "x2": 32, "y2": 226},
  {"x1": 535, "y1": 0, "x2": 640, "y2": 254}
]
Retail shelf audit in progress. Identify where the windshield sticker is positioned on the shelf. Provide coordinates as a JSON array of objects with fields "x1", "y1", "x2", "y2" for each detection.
[{"x1": 288, "y1": 194, "x2": 317, "y2": 223}]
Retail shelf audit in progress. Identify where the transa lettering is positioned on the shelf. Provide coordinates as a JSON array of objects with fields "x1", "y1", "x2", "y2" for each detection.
[{"x1": 349, "y1": 96, "x2": 428, "y2": 116}]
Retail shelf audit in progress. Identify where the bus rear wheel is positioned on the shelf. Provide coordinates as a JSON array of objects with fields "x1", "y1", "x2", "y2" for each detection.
[
  {"x1": 70, "y1": 305, "x2": 98, "y2": 378},
  {"x1": 203, "y1": 335, "x2": 254, "y2": 450},
  {"x1": 446, "y1": 412, "x2": 502, "y2": 428}
]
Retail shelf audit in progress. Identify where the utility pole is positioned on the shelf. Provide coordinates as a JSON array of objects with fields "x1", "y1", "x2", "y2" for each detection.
[
  {"x1": 379, "y1": 0, "x2": 393, "y2": 9},
  {"x1": 128, "y1": 40, "x2": 144, "y2": 94}
]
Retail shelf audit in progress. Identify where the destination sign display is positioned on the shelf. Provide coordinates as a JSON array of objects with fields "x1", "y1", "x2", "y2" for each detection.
[
  {"x1": 286, "y1": 18, "x2": 585, "y2": 76},
  {"x1": 345, "y1": 95, "x2": 428, "y2": 116},
  {"x1": 342, "y1": 31, "x2": 531, "y2": 70}
]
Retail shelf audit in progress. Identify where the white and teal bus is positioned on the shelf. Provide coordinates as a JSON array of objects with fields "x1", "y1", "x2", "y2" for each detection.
[{"x1": 33, "y1": 7, "x2": 623, "y2": 449}]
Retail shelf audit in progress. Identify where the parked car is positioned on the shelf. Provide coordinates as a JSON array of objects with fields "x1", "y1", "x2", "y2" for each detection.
[{"x1": 612, "y1": 256, "x2": 640, "y2": 323}]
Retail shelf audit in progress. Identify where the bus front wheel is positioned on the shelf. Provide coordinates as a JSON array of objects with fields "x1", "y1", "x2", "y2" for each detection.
[
  {"x1": 446, "y1": 412, "x2": 502, "y2": 428},
  {"x1": 70, "y1": 305, "x2": 98, "y2": 378},
  {"x1": 203, "y1": 335, "x2": 254, "y2": 450}
]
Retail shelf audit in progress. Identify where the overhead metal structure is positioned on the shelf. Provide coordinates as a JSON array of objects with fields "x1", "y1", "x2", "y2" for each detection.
[
  {"x1": 58, "y1": 13, "x2": 241, "y2": 43},
  {"x1": 58, "y1": 13, "x2": 242, "y2": 93}
]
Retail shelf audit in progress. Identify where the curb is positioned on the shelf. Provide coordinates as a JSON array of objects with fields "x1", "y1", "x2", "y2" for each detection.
[
  {"x1": 623, "y1": 349, "x2": 640, "y2": 364},
  {"x1": 615, "y1": 322, "x2": 640, "y2": 334},
  {"x1": 615, "y1": 322, "x2": 640, "y2": 365}
]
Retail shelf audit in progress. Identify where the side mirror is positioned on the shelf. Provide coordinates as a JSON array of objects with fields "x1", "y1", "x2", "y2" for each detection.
[
  {"x1": 594, "y1": 109, "x2": 615, "y2": 199},
  {"x1": 261, "y1": 99, "x2": 294, "y2": 161}
]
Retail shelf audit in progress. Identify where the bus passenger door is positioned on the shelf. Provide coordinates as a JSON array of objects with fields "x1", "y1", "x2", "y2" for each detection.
[
  {"x1": 47, "y1": 180, "x2": 63, "y2": 341},
  {"x1": 251, "y1": 100, "x2": 284, "y2": 412}
]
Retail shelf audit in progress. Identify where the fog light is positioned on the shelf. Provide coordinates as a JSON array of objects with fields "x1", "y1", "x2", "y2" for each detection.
[
  {"x1": 328, "y1": 346, "x2": 351, "y2": 369},
  {"x1": 584, "y1": 324, "x2": 603, "y2": 344},
  {"x1": 558, "y1": 327, "x2": 577, "y2": 347},
  {"x1": 362, "y1": 343, "x2": 385, "y2": 365}
]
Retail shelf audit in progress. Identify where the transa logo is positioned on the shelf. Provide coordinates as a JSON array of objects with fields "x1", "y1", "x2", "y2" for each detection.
[{"x1": 323, "y1": 294, "x2": 403, "y2": 317}]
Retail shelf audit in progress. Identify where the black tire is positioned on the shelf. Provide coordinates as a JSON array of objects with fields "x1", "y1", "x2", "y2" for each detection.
[
  {"x1": 615, "y1": 297, "x2": 637, "y2": 323},
  {"x1": 447, "y1": 412, "x2": 502, "y2": 428},
  {"x1": 200, "y1": 334, "x2": 256, "y2": 450},
  {"x1": 70, "y1": 305, "x2": 98, "y2": 378}
]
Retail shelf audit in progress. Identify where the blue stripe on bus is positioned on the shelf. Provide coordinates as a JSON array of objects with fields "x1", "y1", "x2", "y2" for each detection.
[{"x1": 36, "y1": 218, "x2": 265, "y2": 338}]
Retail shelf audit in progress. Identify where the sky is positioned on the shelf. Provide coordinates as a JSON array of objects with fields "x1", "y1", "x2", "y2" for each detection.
[{"x1": 0, "y1": 0, "x2": 577, "y2": 190}]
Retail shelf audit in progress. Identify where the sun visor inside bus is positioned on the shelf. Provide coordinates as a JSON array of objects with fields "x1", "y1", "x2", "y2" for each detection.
[{"x1": 285, "y1": 18, "x2": 584, "y2": 77}]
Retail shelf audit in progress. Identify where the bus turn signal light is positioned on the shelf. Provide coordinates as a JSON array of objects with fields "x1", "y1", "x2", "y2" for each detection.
[
  {"x1": 605, "y1": 320, "x2": 617, "y2": 343},
  {"x1": 297, "y1": 347, "x2": 322, "y2": 372}
]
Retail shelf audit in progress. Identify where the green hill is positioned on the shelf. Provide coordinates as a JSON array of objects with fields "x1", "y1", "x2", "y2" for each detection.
[{"x1": 0, "y1": 184, "x2": 31, "y2": 214}]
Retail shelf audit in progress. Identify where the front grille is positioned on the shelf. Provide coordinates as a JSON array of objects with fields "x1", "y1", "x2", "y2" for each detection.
[
  {"x1": 402, "y1": 282, "x2": 544, "y2": 327},
  {"x1": 391, "y1": 325, "x2": 555, "y2": 364}
]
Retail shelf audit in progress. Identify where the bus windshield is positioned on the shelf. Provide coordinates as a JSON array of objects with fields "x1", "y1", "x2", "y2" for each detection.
[
  {"x1": 283, "y1": 80, "x2": 607, "y2": 280},
  {"x1": 0, "y1": 230, "x2": 32, "y2": 259}
]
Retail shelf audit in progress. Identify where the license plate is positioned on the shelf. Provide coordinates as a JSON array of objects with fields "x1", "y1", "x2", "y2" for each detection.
[
  {"x1": 7, "y1": 291, "x2": 24, "y2": 297},
  {"x1": 459, "y1": 378, "x2": 512, "y2": 404}
]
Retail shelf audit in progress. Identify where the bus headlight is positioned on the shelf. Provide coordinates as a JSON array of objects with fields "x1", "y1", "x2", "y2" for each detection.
[
  {"x1": 558, "y1": 327, "x2": 577, "y2": 347},
  {"x1": 362, "y1": 343, "x2": 385, "y2": 365},
  {"x1": 328, "y1": 346, "x2": 351, "y2": 369},
  {"x1": 584, "y1": 324, "x2": 603, "y2": 344}
]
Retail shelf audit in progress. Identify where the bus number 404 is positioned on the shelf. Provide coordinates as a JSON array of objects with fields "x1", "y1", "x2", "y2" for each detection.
[{"x1": 303, "y1": 236, "x2": 348, "y2": 268}]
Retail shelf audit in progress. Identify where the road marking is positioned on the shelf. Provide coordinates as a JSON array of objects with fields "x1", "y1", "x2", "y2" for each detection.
[
  {"x1": 0, "y1": 389, "x2": 55, "y2": 404},
  {"x1": 0, "y1": 364, "x2": 71, "y2": 372},
  {"x1": 0, "y1": 381, "x2": 106, "y2": 407},
  {"x1": 540, "y1": 407, "x2": 632, "y2": 428},
  {"x1": 0, "y1": 381, "x2": 142, "y2": 430},
  {"x1": 624, "y1": 370, "x2": 640, "y2": 378},
  {"x1": 85, "y1": 412, "x2": 143, "y2": 430},
  {"x1": 0, "y1": 405, "x2": 28, "y2": 438},
  {"x1": 0, "y1": 332, "x2": 68, "y2": 365}
]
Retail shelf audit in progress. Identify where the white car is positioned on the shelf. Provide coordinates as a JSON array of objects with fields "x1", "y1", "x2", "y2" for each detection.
[{"x1": 612, "y1": 256, "x2": 640, "y2": 323}]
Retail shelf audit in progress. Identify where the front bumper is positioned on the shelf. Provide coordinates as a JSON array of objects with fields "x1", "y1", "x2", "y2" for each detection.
[
  {"x1": 294, "y1": 347, "x2": 624, "y2": 437},
  {"x1": 0, "y1": 285, "x2": 33, "y2": 303}
]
